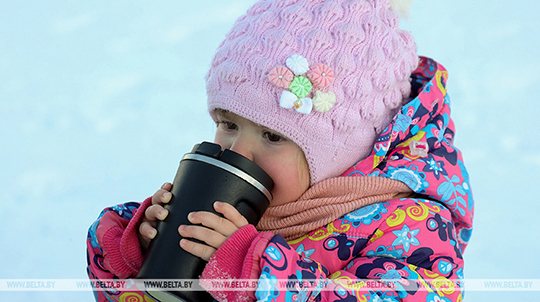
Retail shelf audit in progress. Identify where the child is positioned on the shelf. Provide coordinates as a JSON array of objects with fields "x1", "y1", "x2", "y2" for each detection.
[{"x1": 87, "y1": 0, "x2": 474, "y2": 301}]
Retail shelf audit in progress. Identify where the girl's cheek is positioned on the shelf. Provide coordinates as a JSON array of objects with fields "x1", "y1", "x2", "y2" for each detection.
[{"x1": 296, "y1": 153, "x2": 310, "y2": 189}]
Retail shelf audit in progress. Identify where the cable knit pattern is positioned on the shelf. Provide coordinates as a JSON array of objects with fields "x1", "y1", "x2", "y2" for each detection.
[{"x1": 207, "y1": 0, "x2": 419, "y2": 184}]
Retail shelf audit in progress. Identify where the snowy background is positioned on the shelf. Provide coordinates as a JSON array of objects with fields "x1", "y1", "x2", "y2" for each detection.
[{"x1": 1, "y1": 0, "x2": 539, "y2": 301}]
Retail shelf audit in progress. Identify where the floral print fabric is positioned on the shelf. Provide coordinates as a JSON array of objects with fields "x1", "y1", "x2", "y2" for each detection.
[{"x1": 343, "y1": 57, "x2": 474, "y2": 253}]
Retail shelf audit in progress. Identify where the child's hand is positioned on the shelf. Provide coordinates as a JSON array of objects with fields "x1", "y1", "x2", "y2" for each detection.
[
  {"x1": 178, "y1": 201, "x2": 248, "y2": 261},
  {"x1": 138, "y1": 182, "x2": 172, "y2": 253}
]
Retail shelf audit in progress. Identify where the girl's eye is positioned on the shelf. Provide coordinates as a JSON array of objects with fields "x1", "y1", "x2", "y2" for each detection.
[
  {"x1": 218, "y1": 121, "x2": 237, "y2": 130},
  {"x1": 225, "y1": 122, "x2": 237, "y2": 130},
  {"x1": 264, "y1": 131, "x2": 283, "y2": 142}
]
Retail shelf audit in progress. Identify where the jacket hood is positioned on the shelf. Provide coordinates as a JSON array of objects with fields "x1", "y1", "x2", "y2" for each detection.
[{"x1": 342, "y1": 57, "x2": 474, "y2": 254}]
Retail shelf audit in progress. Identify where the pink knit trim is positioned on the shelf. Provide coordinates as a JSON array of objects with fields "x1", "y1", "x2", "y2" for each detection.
[
  {"x1": 200, "y1": 225, "x2": 273, "y2": 301},
  {"x1": 101, "y1": 227, "x2": 134, "y2": 279},
  {"x1": 122, "y1": 197, "x2": 151, "y2": 269},
  {"x1": 100, "y1": 197, "x2": 152, "y2": 279}
]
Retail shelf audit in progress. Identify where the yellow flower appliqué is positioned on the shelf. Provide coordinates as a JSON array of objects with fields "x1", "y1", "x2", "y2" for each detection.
[{"x1": 312, "y1": 91, "x2": 336, "y2": 113}]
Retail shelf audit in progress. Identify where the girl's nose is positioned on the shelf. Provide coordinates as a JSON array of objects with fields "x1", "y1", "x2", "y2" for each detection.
[{"x1": 229, "y1": 136, "x2": 255, "y2": 161}]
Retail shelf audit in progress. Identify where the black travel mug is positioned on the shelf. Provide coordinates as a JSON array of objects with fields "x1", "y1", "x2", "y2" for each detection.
[{"x1": 136, "y1": 142, "x2": 274, "y2": 302}]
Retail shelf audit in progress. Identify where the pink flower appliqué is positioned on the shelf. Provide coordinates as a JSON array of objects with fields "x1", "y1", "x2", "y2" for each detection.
[
  {"x1": 307, "y1": 64, "x2": 334, "y2": 88},
  {"x1": 268, "y1": 66, "x2": 294, "y2": 89}
]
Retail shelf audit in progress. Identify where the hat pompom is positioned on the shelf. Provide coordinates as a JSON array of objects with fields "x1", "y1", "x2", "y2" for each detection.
[{"x1": 389, "y1": 0, "x2": 414, "y2": 19}]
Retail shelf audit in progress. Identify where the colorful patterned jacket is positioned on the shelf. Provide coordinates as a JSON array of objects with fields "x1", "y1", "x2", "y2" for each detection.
[{"x1": 86, "y1": 57, "x2": 474, "y2": 302}]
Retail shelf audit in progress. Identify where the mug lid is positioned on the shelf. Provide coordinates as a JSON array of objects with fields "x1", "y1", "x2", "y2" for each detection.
[{"x1": 191, "y1": 142, "x2": 274, "y2": 193}]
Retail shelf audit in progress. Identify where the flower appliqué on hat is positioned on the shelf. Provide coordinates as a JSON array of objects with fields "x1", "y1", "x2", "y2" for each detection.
[
  {"x1": 268, "y1": 66, "x2": 293, "y2": 89},
  {"x1": 268, "y1": 54, "x2": 335, "y2": 115},
  {"x1": 308, "y1": 64, "x2": 334, "y2": 89},
  {"x1": 312, "y1": 91, "x2": 336, "y2": 113},
  {"x1": 286, "y1": 54, "x2": 310, "y2": 75}
]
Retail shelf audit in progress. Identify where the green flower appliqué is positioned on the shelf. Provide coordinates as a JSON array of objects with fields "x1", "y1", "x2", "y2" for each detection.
[{"x1": 289, "y1": 76, "x2": 312, "y2": 98}]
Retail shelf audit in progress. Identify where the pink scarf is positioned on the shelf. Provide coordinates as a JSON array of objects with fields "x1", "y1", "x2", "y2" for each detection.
[{"x1": 256, "y1": 176, "x2": 413, "y2": 241}]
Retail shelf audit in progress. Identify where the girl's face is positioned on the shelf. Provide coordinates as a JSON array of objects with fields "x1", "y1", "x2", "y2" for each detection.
[{"x1": 213, "y1": 110, "x2": 310, "y2": 207}]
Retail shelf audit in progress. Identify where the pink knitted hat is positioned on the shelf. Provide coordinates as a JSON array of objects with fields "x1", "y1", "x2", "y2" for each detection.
[{"x1": 207, "y1": 0, "x2": 418, "y2": 184}]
